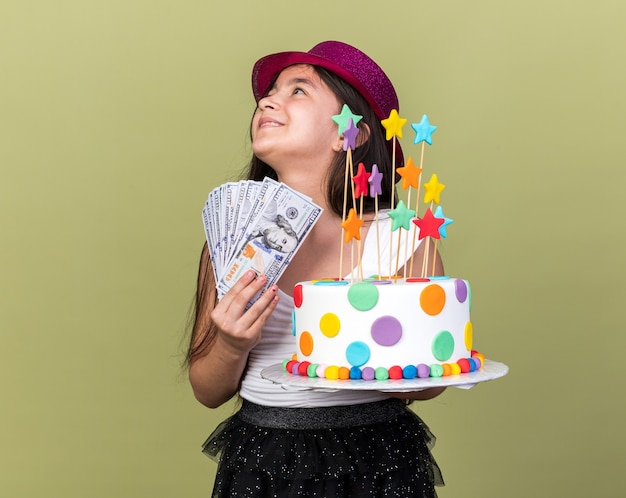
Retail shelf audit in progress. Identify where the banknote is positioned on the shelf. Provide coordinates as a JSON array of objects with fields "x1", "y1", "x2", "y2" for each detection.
[{"x1": 203, "y1": 178, "x2": 323, "y2": 304}]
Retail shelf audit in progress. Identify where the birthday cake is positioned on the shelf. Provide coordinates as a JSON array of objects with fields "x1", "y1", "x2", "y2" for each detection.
[
  {"x1": 286, "y1": 277, "x2": 483, "y2": 380},
  {"x1": 283, "y1": 111, "x2": 486, "y2": 381}
]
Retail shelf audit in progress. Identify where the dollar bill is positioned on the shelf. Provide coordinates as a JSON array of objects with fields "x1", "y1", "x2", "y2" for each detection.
[{"x1": 206, "y1": 179, "x2": 322, "y2": 305}]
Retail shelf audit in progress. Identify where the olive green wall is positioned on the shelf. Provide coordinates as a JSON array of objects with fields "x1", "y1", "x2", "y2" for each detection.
[{"x1": 1, "y1": 1, "x2": 623, "y2": 496}]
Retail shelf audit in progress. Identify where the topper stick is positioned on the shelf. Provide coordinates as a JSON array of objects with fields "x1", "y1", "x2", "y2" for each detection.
[
  {"x1": 348, "y1": 153, "x2": 359, "y2": 281},
  {"x1": 368, "y1": 164, "x2": 383, "y2": 280},
  {"x1": 338, "y1": 147, "x2": 351, "y2": 280},
  {"x1": 358, "y1": 195, "x2": 364, "y2": 280},
  {"x1": 374, "y1": 194, "x2": 381, "y2": 278},
  {"x1": 409, "y1": 142, "x2": 425, "y2": 277},
  {"x1": 394, "y1": 229, "x2": 403, "y2": 278},
  {"x1": 402, "y1": 186, "x2": 414, "y2": 278},
  {"x1": 422, "y1": 236, "x2": 430, "y2": 277},
  {"x1": 388, "y1": 139, "x2": 397, "y2": 278},
  {"x1": 431, "y1": 238, "x2": 439, "y2": 276}
]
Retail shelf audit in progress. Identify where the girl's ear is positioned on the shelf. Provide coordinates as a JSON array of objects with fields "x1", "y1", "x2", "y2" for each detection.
[
  {"x1": 333, "y1": 122, "x2": 371, "y2": 152},
  {"x1": 356, "y1": 122, "x2": 371, "y2": 147}
]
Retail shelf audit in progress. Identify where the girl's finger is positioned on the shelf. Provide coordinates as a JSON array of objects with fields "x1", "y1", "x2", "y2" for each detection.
[
  {"x1": 216, "y1": 270, "x2": 259, "y2": 312},
  {"x1": 237, "y1": 284, "x2": 279, "y2": 330}
]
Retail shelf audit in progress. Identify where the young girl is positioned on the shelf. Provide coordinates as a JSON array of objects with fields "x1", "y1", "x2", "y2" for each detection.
[{"x1": 186, "y1": 40, "x2": 446, "y2": 497}]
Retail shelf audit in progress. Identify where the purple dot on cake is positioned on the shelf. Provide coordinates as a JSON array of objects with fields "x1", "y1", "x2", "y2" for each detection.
[
  {"x1": 362, "y1": 367, "x2": 376, "y2": 381},
  {"x1": 417, "y1": 363, "x2": 430, "y2": 378},
  {"x1": 371, "y1": 316, "x2": 402, "y2": 346},
  {"x1": 455, "y1": 279, "x2": 468, "y2": 303}
]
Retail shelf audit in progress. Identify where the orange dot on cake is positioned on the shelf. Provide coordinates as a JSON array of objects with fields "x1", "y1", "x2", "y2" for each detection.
[
  {"x1": 299, "y1": 331, "x2": 314, "y2": 356},
  {"x1": 420, "y1": 284, "x2": 446, "y2": 315}
]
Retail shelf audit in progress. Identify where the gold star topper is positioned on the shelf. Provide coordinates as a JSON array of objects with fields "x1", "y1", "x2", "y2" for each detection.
[
  {"x1": 423, "y1": 173, "x2": 446, "y2": 204},
  {"x1": 381, "y1": 109, "x2": 407, "y2": 140}
]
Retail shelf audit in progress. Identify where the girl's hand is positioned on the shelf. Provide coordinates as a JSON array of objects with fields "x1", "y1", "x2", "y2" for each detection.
[{"x1": 210, "y1": 270, "x2": 279, "y2": 355}]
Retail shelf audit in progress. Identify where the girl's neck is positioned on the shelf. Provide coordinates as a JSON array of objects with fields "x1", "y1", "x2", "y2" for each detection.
[{"x1": 276, "y1": 171, "x2": 328, "y2": 213}]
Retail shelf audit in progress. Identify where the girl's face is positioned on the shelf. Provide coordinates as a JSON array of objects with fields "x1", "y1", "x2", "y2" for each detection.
[{"x1": 251, "y1": 65, "x2": 341, "y2": 176}]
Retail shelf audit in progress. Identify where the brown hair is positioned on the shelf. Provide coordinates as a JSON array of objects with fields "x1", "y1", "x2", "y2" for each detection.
[{"x1": 184, "y1": 65, "x2": 399, "y2": 368}]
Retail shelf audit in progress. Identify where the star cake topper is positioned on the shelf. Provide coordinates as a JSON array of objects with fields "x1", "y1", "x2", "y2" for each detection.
[
  {"x1": 353, "y1": 162, "x2": 371, "y2": 198},
  {"x1": 423, "y1": 173, "x2": 446, "y2": 204},
  {"x1": 411, "y1": 114, "x2": 437, "y2": 145},
  {"x1": 341, "y1": 208, "x2": 364, "y2": 242},
  {"x1": 413, "y1": 207, "x2": 444, "y2": 240},
  {"x1": 381, "y1": 109, "x2": 407, "y2": 140},
  {"x1": 396, "y1": 156, "x2": 422, "y2": 190},
  {"x1": 332, "y1": 104, "x2": 363, "y2": 137},
  {"x1": 388, "y1": 200, "x2": 416, "y2": 232}
]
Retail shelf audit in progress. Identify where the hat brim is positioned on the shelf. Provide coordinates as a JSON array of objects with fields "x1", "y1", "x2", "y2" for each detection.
[
  {"x1": 252, "y1": 51, "x2": 385, "y2": 120},
  {"x1": 251, "y1": 47, "x2": 404, "y2": 167}
]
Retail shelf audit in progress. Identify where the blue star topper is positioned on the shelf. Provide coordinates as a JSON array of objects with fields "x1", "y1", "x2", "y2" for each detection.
[{"x1": 411, "y1": 114, "x2": 437, "y2": 145}]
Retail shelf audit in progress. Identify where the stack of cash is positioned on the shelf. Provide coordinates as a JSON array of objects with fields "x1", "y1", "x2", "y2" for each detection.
[{"x1": 203, "y1": 177, "x2": 323, "y2": 304}]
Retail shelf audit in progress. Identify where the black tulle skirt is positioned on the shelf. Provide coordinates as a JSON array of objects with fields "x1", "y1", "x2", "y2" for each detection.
[{"x1": 202, "y1": 398, "x2": 444, "y2": 497}]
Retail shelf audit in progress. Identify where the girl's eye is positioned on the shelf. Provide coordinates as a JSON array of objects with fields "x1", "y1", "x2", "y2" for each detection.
[{"x1": 293, "y1": 87, "x2": 305, "y2": 95}]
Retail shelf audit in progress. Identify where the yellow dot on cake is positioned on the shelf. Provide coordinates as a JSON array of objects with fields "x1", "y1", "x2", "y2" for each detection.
[{"x1": 320, "y1": 312, "x2": 341, "y2": 337}]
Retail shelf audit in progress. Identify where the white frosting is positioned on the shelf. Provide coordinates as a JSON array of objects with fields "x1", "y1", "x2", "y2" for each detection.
[{"x1": 293, "y1": 278, "x2": 472, "y2": 375}]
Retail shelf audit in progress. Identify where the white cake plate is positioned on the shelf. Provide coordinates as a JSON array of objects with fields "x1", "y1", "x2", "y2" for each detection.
[{"x1": 261, "y1": 360, "x2": 508, "y2": 393}]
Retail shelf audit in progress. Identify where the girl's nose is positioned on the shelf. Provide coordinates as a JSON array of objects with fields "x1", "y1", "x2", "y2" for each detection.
[{"x1": 258, "y1": 93, "x2": 278, "y2": 110}]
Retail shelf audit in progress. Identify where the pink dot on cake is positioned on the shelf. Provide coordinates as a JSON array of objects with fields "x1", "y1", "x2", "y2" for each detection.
[
  {"x1": 371, "y1": 316, "x2": 403, "y2": 346},
  {"x1": 316, "y1": 364, "x2": 328, "y2": 378}
]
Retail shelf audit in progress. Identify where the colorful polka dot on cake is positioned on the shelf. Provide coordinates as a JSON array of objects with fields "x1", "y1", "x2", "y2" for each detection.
[
  {"x1": 347, "y1": 282, "x2": 379, "y2": 311},
  {"x1": 320, "y1": 313, "x2": 340, "y2": 337},
  {"x1": 388, "y1": 365, "x2": 403, "y2": 379},
  {"x1": 371, "y1": 316, "x2": 402, "y2": 346},
  {"x1": 420, "y1": 284, "x2": 446, "y2": 315},
  {"x1": 325, "y1": 365, "x2": 339, "y2": 380}
]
